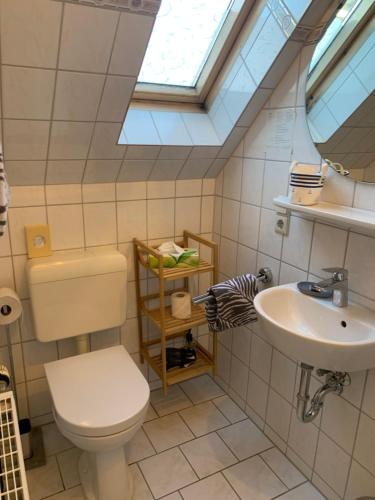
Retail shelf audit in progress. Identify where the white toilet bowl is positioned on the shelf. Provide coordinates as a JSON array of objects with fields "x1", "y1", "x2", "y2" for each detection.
[{"x1": 45, "y1": 345, "x2": 150, "y2": 500}]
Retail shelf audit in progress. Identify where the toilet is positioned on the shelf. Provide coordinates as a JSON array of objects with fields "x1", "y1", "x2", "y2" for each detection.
[{"x1": 26, "y1": 248, "x2": 150, "y2": 500}]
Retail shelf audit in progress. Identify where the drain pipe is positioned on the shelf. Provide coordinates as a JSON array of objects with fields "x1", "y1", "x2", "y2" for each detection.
[{"x1": 297, "y1": 363, "x2": 351, "y2": 423}]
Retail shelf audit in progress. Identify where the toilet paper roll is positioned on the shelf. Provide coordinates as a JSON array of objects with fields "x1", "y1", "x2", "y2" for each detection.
[
  {"x1": 0, "y1": 288, "x2": 22, "y2": 325},
  {"x1": 0, "y1": 364, "x2": 10, "y2": 392},
  {"x1": 171, "y1": 291, "x2": 192, "y2": 320}
]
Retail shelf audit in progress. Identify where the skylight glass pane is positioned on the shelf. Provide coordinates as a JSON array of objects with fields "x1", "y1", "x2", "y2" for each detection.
[
  {"x1": 138, "y1": 0, "x2": 234, "y2": 88},
  {"x1": 309, "y1": 0, "x2": 362, "y2": 72}
]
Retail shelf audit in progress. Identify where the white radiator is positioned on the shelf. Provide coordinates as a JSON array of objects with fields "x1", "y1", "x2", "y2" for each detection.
[{"x1": 0, "y1": 392, "x2": 29, "y2": 499}]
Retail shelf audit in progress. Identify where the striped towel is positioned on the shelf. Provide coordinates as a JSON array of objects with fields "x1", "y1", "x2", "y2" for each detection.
[
  {"x1": 205, "y1": 274, "x2": 258, "y2": 332},
  {"x1": 0, "y1": 162, "x2": 9, "y2": 238}
]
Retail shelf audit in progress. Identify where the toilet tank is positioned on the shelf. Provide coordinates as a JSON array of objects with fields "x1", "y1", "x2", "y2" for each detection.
[{"x1": 26, "y1": 248, "x2": 127, "y2": 342}]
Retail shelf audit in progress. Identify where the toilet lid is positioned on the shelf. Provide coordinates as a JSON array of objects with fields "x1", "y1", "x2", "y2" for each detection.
[{"x1": 45, "y1": 345, "x2": 150, "y2": 437}]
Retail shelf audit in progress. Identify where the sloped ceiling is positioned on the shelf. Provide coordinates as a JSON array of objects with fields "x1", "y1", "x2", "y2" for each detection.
[{"x1": 0, "y1": 0, "x2": 337, "y2": 185}]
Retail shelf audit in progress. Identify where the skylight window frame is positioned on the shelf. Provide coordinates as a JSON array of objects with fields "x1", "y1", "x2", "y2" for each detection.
[
  {"x1": 132, "y1": 0, "x2": 253, "y2": 105},
  {"x1": 306, "y1": 0, "x2": 374, "y2": 103}
]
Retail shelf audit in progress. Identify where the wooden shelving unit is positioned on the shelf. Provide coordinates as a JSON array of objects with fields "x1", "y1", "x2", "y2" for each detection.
[{"x1": 133, "y1": 231, "x2": 218, "y2": 395}]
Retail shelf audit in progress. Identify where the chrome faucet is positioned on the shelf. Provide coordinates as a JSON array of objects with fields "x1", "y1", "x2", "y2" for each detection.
[{"x1": 314, "y1": 267, "x2": 348, "y2": 307}]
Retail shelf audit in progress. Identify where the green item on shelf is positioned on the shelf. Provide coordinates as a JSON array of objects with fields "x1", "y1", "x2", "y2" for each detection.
[{"x1": 148, "y1": 242, "x2": 199, "y2": 269}]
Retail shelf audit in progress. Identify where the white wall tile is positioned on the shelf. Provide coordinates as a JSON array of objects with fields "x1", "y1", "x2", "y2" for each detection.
[
  {"x1": 46, "y1": 185, "x2": 82, "y2": 205},
  {"x1": 151, "y1": 112, "x2": 192, "y2": 146},
  {"x1": 345, "y1": 232, "x2": 375, "y2": 299},
  {"x1": 345, "y1": 460, "x2": 375, "y2": 500},
  {"x1": 3, "y1": 120, "x2": 50, "y2": 160},
  {"x1": 147, "y1": 199, "x2": 175, "y2": 240},
  {"x1": 59, "y1": 3, "x2": 118, "y2": 72},
  {"x1": 147, "y1": 181, "x2": 175, "y2": 199},
  {"x1": 118, "y1": 160, "x2": 155, "y2": 182},
  {"x1": 97, "y1": 76, "x2": 136, "y2": 122},
  {"x1": 230, "y1": 356, "x2": 249, "y2": 400},
  {"x1": 241, "y1": 158, "x2": 264, "y2": 205},
  {"x1": 270, "y1": 350, "x2": 296, "y2": 403},
  {"x1": 83, "y1": 202, "x2": 117, "y2": 246},
  {"x1": 109, "y1": 12, "x2": 154, "y2": 76},
  {"x1": 83, "y1": 160, "x2": 122, "y2": 184},
  {"x1": 117, "y1": 200, "x2": 147, "y2": 243},
  {"x1": 116, "y1": 182, "x2": 146, "y2": 201},
  {"x1": 88, "y1": 123, "x2": 125, "y2": 160},
  {"x1": 266, "y1": 389, "x2": 292, "y2": 441},
  {"x1": 221, "y1": 199, "x2": 240, "y2": 241},
  {"x1": 27, "y1": 378, "x2": 52, "y2": 418},
  {"x1": 149, "y1": 159, "x2": 185, "y2": 181},
  {"x1": 258, "y1": 208, "x2": 282, "y2": 259},
  {"x1": 53, "y1": 71, "x2": 105, "y2": 121},
  {"x1": 5, "y1": 161, "x2": 47, "y2": 186},
  {"x1": 0, "y1": 257, "x2": 15, "y2": 289},
  {"x1": 250, "y1": 334, "x2": 272, "y2": 383},
  {"x1": 181, "y1": 113, "x2": 220, "y2": 146},
  {"x1": 122, "y1": 110, "x2": 161, "y2": 146},
  {"x1": 288, "y1": 412, "x2": 319, "y2": 468},
  {"x1": 282, "y1": 216, "x2": 313, "y2": 271},
  {"x1": 48, "y1": 204, "x2": 84, "y2": 250},
  {"x1": 8, "y1": 206, "x2": 47, "y2": 255},
  {"x1": 314, "y1": 433, "x2": 351, "y2": 497},
  {"x1": 2, "y1": 66, "x2": 55, "y2": 120},
  {"x1": 23, "y1": 340, "x2": 58, "y2": 381},
  {"x1": 238, "y1": 203, "x2": 260, "y2": 250},
  {"x1": 201, "y1": 196, "x2": 214, "y2": 234},
  {"x1": 247, "y1": 370, "x2": 269, "y2": 419},
  {"x1": 82, "y1": 183, "x2": 116, "y2": 203},
  {"x1": 219, "y1": 237, "x2": 237, "y2": 278},
  {"x1": 309, "y1": 223, "x2": 347, "y2": 278},
  {"x1": 1, "y1": 0, "x2": 62, "y2": 67},
  {"x1": 176, "y1": 180, "x2": 202, "y2": 198},
  {"x1": 223, "y1": 157, "x2": 243, "y2": 200},
  {"x1": 354, "y1": 413, "x2": 375, "y2": 475},
  {"x1": 10, "y1": 186, "x2": 45, "y2": 207},
  {"x1": 236, "y1": 244, "x2": 257, "y2": 276},
  {"x1": 49, "y1": 122, "x2": 94, "y2": 160},
  {"x1": 321, "y1": 394, "x2": 359, "y2": 454},
  {"x1": 175, "y1": 197, "x2": 201, "y2": 237},
  {"x1": 46, "y1": 160, "x2": 85, "y2": 185},
  {"x1": 262, "y1": 160, "x2": 289, "y2": 209}
]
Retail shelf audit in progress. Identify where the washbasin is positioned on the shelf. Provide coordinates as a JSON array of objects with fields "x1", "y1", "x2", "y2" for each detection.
[{"x1": 254, "y1": 283, "x2": 375, "y2": 372}]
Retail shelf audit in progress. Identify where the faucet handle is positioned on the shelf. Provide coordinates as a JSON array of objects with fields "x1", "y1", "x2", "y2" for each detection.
[{"x1": 322, "y1": 267, "x2": 348, "y2": 281}]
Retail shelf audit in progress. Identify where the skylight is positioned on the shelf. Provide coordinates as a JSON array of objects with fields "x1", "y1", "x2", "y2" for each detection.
[
  {"x1": 309, "y1": 0, "x2": 362, "y2": 72},
  {"x1": 138, "y1": 0, "x2": 235, "y2": 88}
]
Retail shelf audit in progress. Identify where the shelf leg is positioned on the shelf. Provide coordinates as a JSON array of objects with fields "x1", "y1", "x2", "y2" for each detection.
[{"x1": 133, "y1": 240, "x2": 144, "y2": 364}]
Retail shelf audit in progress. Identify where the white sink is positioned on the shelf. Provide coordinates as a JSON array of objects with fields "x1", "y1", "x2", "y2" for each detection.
[{"x1": 254, "y1": 283, "x2": 375, "y2": 372}]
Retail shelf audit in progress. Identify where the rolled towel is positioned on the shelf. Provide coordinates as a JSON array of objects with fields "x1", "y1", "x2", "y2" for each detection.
[{"x1": 205, "y1": 274, "x2": 258, "y2": 332}]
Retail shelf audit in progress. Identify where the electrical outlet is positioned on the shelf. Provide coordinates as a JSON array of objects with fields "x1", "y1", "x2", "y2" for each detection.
[{"x1": 275, "y1": 211, "x2": 289, "y2": 235}]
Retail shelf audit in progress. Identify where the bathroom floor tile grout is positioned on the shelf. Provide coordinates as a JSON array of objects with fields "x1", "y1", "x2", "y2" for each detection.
[{"x1": 36, "y1": 377, "x2": 325, "y2": 500}]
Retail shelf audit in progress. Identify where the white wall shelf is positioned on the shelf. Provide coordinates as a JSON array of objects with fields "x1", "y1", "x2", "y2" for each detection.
[{"x1": 273, "y1": 196, "x2": 375, "y2": 232}]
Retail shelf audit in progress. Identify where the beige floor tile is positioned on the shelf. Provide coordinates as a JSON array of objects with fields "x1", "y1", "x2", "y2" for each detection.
[
  {"x1": 223, "y1": 456, "x2": 287, "y2": 499},
  {"x1": 139, "y1": 447, "x2": 198, "y2": 498},
  {"x1": 144, "y1": 403, "x2": 158, "y2": 422},
  {"x1": 276, "y1": 482, "x2": 325, "y2": 499},
  {"x1": 151, "y1": 385, "x2": 193, "y2": 416},
  {"x1": 42, "y1": 422, "x2": 73, "y2": 456},
  {"x1": 27, "y1": 456, "x2": 64, "y2": 500},
  {"x1": 180, "y1": 432, "x2": 237, "y2": 478},
  {"x1": 46, "y1": 486, "x2": 85, "y2": 500},
  {"x1": 143, "y1": 413, "x2": 194, "y2": 452},
  {"x1": 180, "y1": 401, "x2": 229, "y2": 437},
  {"x1": 57, "y1": 447, "x2": 81, "y2": 489},
  {"x1": 161, "y1": 494, "x2": 183, "y2": 499},
  {"x1": 180, "y1": 375, "x2": 224, "y2": 404},
  {"x1": 261, "y1": 447, "x2": 305, "y2": 489},
  {"x1": 129, "y1": 463, "x2": 153, "y2": 500},
  {"x1": 218, "y1": 419, "x2": 272, "y2": 460},
  {"x1": 125, "y1": 427, "x2": 155, "y2": 463},
  {"x1": 180, "y1": 473, "x2": 239, "y2": 500},
  {"x1": 213, "y1": 395, "x2": 247, "y2": 423}
]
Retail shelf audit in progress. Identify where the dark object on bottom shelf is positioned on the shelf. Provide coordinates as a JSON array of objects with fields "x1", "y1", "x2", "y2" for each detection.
[{"x1": 166, "y1": 347, "x2": 197, "y2": 370}]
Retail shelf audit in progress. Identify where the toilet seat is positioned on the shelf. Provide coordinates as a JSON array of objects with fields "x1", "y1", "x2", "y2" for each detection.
[{"x1": 45, "y1": 345, "x2": 150, "y2": 438}]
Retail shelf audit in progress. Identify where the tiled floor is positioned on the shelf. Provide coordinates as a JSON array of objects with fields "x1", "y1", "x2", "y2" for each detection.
[{"x1": 27, "y1": 375, "x2": 325, "y2": 500}]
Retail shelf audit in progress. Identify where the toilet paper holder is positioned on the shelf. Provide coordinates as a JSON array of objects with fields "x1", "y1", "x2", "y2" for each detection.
[{"x1": 192, "y1": 267, "x2": 273, "y2": 305}]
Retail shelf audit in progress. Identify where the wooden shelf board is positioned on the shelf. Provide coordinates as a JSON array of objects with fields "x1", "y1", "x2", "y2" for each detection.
[
  {"x1": 148, "y1": 259, "x2": 214, "y2": 280},
  {"x1": 143, "y1": 302, "x2": 207, "y2": 336},
  {"x1": 144, "y1": 344, "x2": 214, "y2": 386}
]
